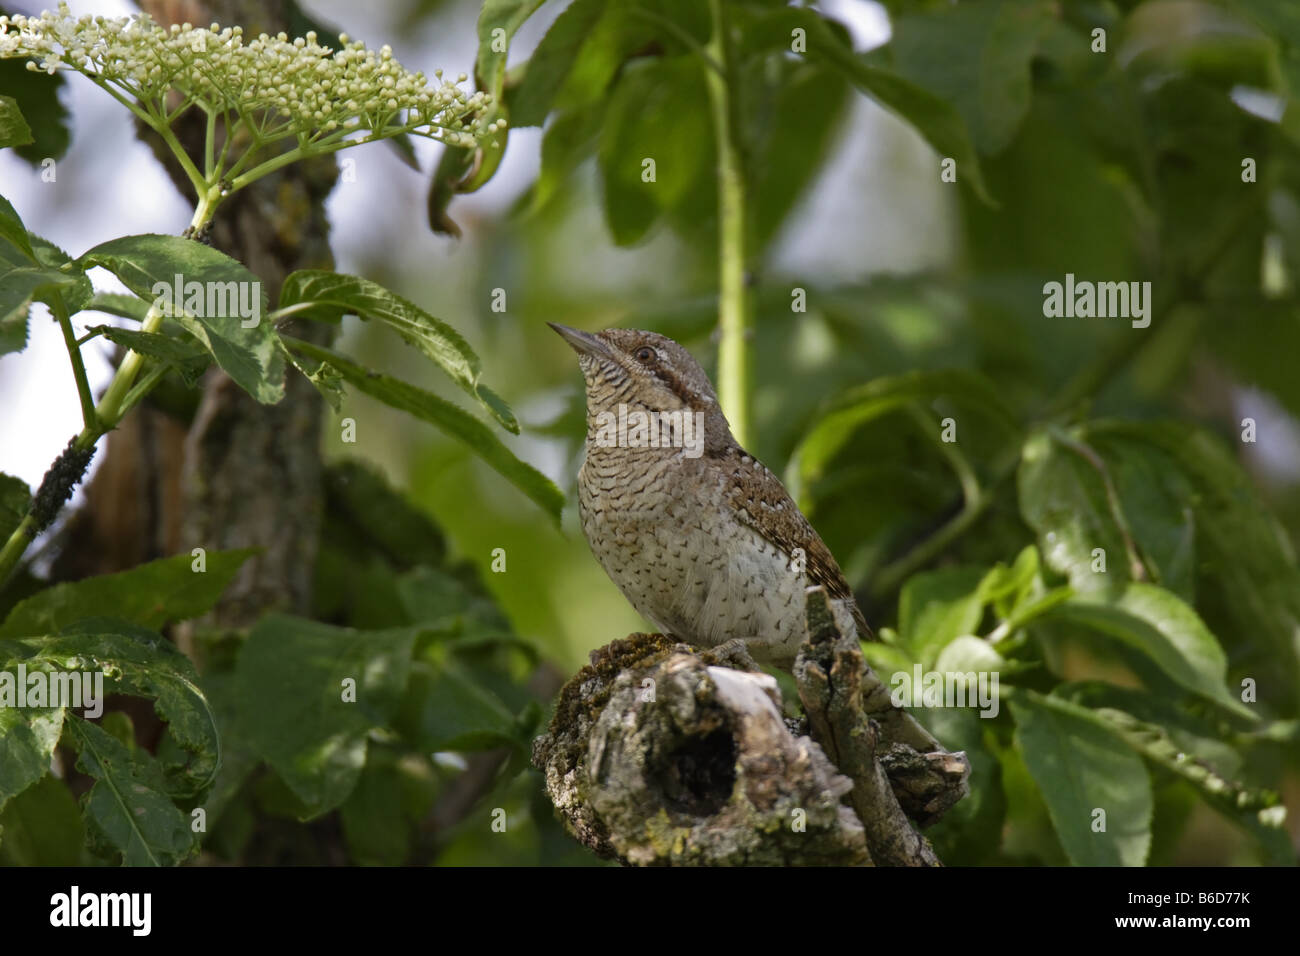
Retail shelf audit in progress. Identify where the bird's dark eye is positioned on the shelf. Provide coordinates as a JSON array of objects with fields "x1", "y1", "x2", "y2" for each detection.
[{"x1": 634, "y1": 346, "x2": 656, "y2": 364}]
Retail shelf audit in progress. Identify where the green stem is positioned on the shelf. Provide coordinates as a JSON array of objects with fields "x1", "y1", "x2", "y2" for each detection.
[
  {"x1": 0, "y1": 195, "x2": 221, "y2": 588},
  {"x1": 704, "y1": 0, "x2": 751, "y2": 447},
  {"x1": 51, "y1": 290, "x2": 97, "y2": 430},
  {"x1": 92, "y1": 300, "x2": 168, "y2": 431},
  {"x1": 227, "y1": 143, "x2": 310, "y2": 192},
  {"x1": 204, "y1": 105, "x2": 217, "y2": 180}
]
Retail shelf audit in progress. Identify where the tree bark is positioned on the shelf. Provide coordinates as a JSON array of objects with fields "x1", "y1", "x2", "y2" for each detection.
[{"x1": 533, "y1": 589, "x2": 971, "y2": 866}]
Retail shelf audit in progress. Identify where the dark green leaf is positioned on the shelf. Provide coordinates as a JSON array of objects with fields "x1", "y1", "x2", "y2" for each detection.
[
  {"x1": 0, "y1": 224, "x2": 92, "y2": 352},
  {"x1": 0, "y1": 59, "x2": 70, "y2": 163},
  {"x1": 234, "y1": 615, "x2": 416, "y2": 816},
  {"x1": 0, "y1": 704, "x2": 63, "y2": 813},
  {"x1": 399, "y1": 659, "x2": 521, "y2": 752},
  {"x1": 1018, "y1": 427, "x2": 1135, "y2": 595},
  {"x1": 0, "y1": 472, "x2": 30, "y2": 544},
  {"x1": 750, "y1": 62, "x2": 849, "y2": 250},
  {"x1": 0, "y1": 774, "x2": 85, "y2": 865},
  {"x1": 748, "y1": 8, "x2": 992, "y2": 202},
  {"x1": 322, "y1": 460, "x2": 447, "y2": 570},
  {"x1": 1010, "y1": 689, "x2": 1153, "y2": 866},
  {"x1": 0, "y1": 93, "x2": 33, "y2": 149},
  {"x1": 891, "y1": 0, "x2": 1055, "y2": 154},
  {"x1": 0, "y1": 548, "x2": 257, "y2": 636},
  {"x1": 598, "y1": 56, "x2": 713, "y2": 245},
  {"x1": 2, "y1": 623, "x2": 222, "y2": 795},
  {"x1": 286, "y1": 338, "x2": 565, "y2": 525},
  {"x1": 523, "y1": 102, "x2": 605, "y2": 215},
  {"x1": 67, "y1": 716, "x2": 196, "y2": 866},
  {"x1": 0, "y1": 192, "x2": 35, "y2": 261},
  {"x1": 790, "y1": 369, "x2": 1020, "y2": 502}
]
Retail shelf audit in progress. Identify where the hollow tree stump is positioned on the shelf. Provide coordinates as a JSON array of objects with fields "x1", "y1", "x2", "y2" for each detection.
[{"x1": 533, "y1": 587, "x2": 971, "y2": 866}]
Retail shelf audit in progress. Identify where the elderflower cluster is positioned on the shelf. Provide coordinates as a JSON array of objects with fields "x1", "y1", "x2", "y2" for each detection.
[{"x1": 0, "y1": 2, "x2": 501, "y2": 148}]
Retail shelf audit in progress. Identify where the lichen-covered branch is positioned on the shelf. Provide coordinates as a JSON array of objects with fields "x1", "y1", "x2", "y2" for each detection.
[{"x1": 534, "y1": 591, "x2": 970, "y2": 866}]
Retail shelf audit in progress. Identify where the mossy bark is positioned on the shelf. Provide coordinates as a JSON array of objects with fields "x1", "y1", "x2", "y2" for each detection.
[{"x1": 535, "y1": 589, "x2": 971, "y2": 866}]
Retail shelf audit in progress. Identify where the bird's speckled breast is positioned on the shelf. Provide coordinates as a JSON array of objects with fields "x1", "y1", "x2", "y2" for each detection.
[{"x1": 577, "y1": 442, "x2": 833, "y2": 667}]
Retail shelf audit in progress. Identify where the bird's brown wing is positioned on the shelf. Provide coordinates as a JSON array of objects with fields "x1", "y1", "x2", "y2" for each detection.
[{"x1": 719, "y1": 447, "x2": 874, "y2": 640}]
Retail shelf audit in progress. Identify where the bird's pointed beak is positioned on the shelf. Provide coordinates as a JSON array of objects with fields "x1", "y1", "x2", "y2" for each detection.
[{"x1": 548, "y1": 322, "x2": 614, "y2": 360}]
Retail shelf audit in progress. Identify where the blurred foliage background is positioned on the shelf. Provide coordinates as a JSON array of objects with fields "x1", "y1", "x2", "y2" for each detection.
[{"x1": 2, "y1": 0, "x2": 1299, "y2": 866}]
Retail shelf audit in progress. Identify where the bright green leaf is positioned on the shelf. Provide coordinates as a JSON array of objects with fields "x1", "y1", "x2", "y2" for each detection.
[
  {"x1": 277, "y1": 269, "x2": 517, "y2": 431},
  {"x1": 79, "y1": 234, "x2": 282, "y2": 404},
  {"x1": 1046, "y1": 583, "x2": 1245, "y2": 716}
]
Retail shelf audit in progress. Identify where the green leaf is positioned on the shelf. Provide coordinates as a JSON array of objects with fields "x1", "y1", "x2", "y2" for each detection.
[
  {"x1": 0, "y1": 549, "x2": 257, "y2": 637},
  {"x1": 281, "y1": 341, "x2": 344, "y2": 411},
  {"x1": 322, "y1": 460, "x2": 447, "y2": 570},
  {"x1": 0, "y1": 774, "x2": 85, "y2": 866},
  {"x1": 398, "y1": 659, "x2": 522, "y2": 752},
  {"x1": 286, "y1": 339, "x2": 565, "y2": 525},
  {"x1": 0, "y1": 192, "x2": 35, "y2": 261},
  {"x1": 0, "y1": 300, "x2": 26, "y2": 354},
  {"x1": 85, "y1": 325, "x2": 210, "y2": 386},
  {"x1": 234, "y1": 615, "x2": 416, "y2": 816},
  {"x1": 598, "y1": 56, "x2": 714, "y2": 245},
  {"x1": 1010, "y1": 689, "x2": 1153, "y2": 866},
  {"x1": 897, "y1": 566, "x2": 988, "y2": 665},
  {"x1": 1019, "y1": 420, "x2": 1300, "y2": 714},
  {"x1": 523, "y1": 101, "x2": 606, "y2": 215},
  {"x1": 0, "y1": 704, "x2": 64, "y2": 813},
  {"x1": 506, "y1": 0, "x2": 608, "y2": 127},
  {"x1": 83, "y1": 291, "x2": 154, "y2": 323},
  {"x1": 0, "y1": 94, "x2": 33, "y2": 149},
  {"x1": 67, "y1": 716, "x2": 196, "y2": 866},
  {"x1": 1018, "y1": 427, "x2": 1135, "y2": 595},
  {"x1": 747, "y1": 8, "x2": 992, "y2": 203},
  {"x1": 339, "y1": 759, "x2": 419, "y2": 865},
  {"x1": 277, "y1": 270, "x2": 517, "y2": 432},
  {"x1": 750, "y1": 61, "x2": 849, "y2": 251},
  {"x1": 891, "y1": 0, "x2": 1055, "y2": 155},
  {"x1": 915, "y1": 708, "x2": 1005, "y2": 865},
  {"x1": 2, "y1": 623, "x2": 222, "y2": 796},
  {"x1": 789, "y1": 369, "x2": 1020, "y2": 502},
  {"x1": 0, "y1": 59, "x2": 70, "y2": 164},
  {"x1": 1055, "y1": 681, "x2": 1293, "y2": 863},
  {"x1": 1088, "y1": 422, "x2": 1300, "y2": 715},
  {"x1": 1044, "y1": 583, "x2": 1246, "y2": 717},
  {"x1": 476, "y1": 0, "x2": 547, "y2": 98},
  {"x1": 0, "y1": 224, "x2": 92, "y2": 352},
  {"x1": 0, "y1": 472, "x2": 31, "y2": 544},
  {"x1": 79, "y1": 234, "x2": 282, "y2": 404}
]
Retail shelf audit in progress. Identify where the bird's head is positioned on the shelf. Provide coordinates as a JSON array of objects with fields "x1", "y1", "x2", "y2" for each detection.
[{"x1": 549, "y1": 324, "x2": 734, "y2": 454}]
